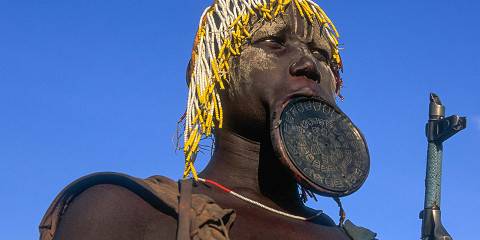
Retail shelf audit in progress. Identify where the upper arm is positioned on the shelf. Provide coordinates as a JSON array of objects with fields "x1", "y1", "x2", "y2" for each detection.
[{"x1": 53, "y1": 184, "x2": 178, "y2": 240}]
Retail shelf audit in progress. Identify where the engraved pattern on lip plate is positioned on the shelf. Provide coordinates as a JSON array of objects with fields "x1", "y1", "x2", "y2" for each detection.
[{"x1": 279, "y1": 98, "x2": 369, "y2": 195}]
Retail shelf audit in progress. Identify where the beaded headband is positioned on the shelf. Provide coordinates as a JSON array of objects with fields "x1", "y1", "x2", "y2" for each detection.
[{"x1": 182, "y1": 0, "x2": 342, "y2": 179}]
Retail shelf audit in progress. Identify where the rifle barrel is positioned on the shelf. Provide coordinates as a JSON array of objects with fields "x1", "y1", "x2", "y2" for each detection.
[{"x1": 420, "y1": 93, "x2": 465, "y2": 240}]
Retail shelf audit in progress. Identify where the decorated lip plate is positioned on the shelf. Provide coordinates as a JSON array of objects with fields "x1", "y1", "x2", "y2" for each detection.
[{"x1": 271, "y1": 97, "x2": 370, "y2": 197}]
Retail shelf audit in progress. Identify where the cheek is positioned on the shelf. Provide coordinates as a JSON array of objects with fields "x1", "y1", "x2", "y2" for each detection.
[
  {"x1": 236, "y1": 46, "x2": 278, "y2": 88},
  {"x1": 318, "y1": 62, "x2": 336, "y2": 95}
]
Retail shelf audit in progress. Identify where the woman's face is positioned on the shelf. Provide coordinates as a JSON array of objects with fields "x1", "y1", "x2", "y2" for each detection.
[{"x1": 221, "y1": 7, "x2": 338, "y2": 141}]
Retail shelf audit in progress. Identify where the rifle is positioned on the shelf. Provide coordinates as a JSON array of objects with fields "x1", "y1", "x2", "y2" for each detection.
[{"x1": 419, "y1": 93, "x2": 466, "y2": 240}]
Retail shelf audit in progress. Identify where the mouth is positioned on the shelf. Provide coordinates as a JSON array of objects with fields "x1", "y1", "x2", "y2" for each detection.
[
  {"x1": 281, "y1": 82, "x2": 323, "y2": 104},
  {"x1": 287, "y1": 76, "x2": 336, "y2": 104},
  {"x1": 266, "y1": 75, "x2": 335, "y2": 113}
]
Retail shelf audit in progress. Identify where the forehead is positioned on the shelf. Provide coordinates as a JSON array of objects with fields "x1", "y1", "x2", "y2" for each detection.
[{"x1": 249, "y1": 6, "x2": 331, "y2": 51}]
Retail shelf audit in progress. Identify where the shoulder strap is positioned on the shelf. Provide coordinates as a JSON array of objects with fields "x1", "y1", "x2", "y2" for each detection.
[{"x1": 177, "y1": 179, "x2": 193, "y2": 240}]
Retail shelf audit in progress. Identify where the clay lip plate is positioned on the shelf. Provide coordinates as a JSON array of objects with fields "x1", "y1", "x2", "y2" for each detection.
[{"x1": 270, "y1": 97, "x2": 370, "y2": 197}]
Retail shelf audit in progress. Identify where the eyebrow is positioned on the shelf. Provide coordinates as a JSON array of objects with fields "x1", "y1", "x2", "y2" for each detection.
[
  {"x1": 309, "y1": 24, "x2": 332, "y2": 57},
  {"x1": 248, "y1": 16, "x2": 332, "y2": 57},
  {"x1": 250, "y1": 18, "x2": 287, "y2": 42}
]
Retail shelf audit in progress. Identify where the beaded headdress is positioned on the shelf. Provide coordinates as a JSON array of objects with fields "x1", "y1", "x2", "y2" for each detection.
[{"x1": 182, "y1": 0, "x2": 342, "y2": 179}]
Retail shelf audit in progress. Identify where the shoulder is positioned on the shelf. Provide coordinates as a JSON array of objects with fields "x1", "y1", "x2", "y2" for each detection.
[
  {"x1": 54, "y1": 183, "x2": 178, "y2": 240},
  {"x1": 40, "y1": 173, "x2": 179, "y2": 240}
]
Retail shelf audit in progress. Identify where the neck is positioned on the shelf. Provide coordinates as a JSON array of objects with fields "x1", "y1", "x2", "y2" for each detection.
[{"x1": 199, "y1": 128, "x2": 305, "y2": 211}]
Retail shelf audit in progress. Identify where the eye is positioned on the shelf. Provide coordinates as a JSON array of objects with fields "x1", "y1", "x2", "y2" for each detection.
[
  {"x1": 310, "y1": 48, "x2": 330, "y2": 62},
  {"x1": 256, "y1": 36, "x2": 285, "y2": 50}
]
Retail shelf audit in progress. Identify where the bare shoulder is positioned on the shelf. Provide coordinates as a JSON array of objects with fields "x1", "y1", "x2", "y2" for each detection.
[{"x1": 53, "y1": 184, "x2": 177, "y2": 240}]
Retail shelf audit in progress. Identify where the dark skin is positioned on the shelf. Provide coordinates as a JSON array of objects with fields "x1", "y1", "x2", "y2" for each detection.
[{"x1": 53, "y1": 6, "x2": 350, "y2": 240}]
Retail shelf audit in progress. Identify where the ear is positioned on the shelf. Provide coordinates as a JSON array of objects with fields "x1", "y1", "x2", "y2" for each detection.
[{"x1": 186, "y1": 59, "x2": 193, "y2": 86}]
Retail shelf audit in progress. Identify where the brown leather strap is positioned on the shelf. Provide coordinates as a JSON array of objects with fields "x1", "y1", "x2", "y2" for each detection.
[{"x1": 177, "y1": 179, "x2": 192, "y2": 240}]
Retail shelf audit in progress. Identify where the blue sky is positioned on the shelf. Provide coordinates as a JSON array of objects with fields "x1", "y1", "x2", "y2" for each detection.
[{"x1": 0, "y1": 1, "x2": 478, "y2": 239}]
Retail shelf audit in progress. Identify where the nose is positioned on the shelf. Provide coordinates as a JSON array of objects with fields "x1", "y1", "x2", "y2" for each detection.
[{"x1": 289, "y1": 56, "x2": 321, "y2": 83}]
